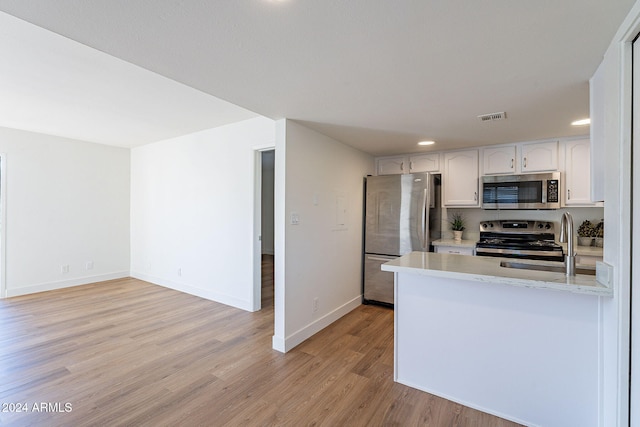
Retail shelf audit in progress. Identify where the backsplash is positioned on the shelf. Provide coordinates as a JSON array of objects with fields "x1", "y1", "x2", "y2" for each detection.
[{"x1": 439, "y1": 207, "x2": 604, "y2": 242}]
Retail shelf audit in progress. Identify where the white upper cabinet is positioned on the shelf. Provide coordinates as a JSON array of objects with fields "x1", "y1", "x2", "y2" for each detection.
[
  {"x1": 409, "y1": 153, "x2": 440, "y2": 173},
  {"x1": 482, "y1": 145, "x2": 516, "y2": 175},
  {"x1": 376, "y1": 156, "x2": 406, "y2": 175},
  {"x1": 520, "y1": 141, "x2": 558, "y2": 173},
  {"x1": 564, "y1": 139, "x2": 599, "y2": 206},
  {"x1": 443, "y1": 149, "x2": 479, "y2": 207},
  {"x1": 376, "y1": 153, "x2": 440, "y2": 175}
]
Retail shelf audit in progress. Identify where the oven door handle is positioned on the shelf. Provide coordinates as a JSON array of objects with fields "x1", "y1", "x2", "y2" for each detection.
[{"x1": 475, "y1": 247, "x2": 564, "y2": 258}]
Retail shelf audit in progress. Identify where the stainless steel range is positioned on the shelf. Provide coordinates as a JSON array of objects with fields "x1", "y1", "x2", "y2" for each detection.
[{"x1": 475, "y1": 220, "x2": 564, "y2": 262}]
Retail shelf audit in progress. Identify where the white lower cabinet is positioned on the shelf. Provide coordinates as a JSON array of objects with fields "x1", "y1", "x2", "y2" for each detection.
[{"x1": 434, "y1": 245, "x2": 475, "y2": 256}]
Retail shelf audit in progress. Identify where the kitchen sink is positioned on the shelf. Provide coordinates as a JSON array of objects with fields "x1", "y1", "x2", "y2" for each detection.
[{"x1": 499, "y1": 261, "x2": 596, "y2": 276}]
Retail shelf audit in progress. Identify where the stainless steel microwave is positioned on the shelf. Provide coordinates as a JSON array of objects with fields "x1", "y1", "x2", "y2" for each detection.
[{"x1": 481, "y1": 172, "x2": 561, "y2": 209}]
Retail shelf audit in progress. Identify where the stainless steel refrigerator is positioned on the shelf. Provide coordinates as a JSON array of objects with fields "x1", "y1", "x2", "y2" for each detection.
[{"x1": 363, "y1": 173, "x2": 441, "y2": 307}]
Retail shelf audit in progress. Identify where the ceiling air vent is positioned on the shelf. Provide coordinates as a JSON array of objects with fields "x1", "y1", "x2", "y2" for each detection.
[{"x1": 478, "y1": 111, "x2": 507, "y2": 122}]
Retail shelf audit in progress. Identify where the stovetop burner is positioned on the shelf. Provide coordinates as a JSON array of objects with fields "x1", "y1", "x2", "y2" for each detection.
[
  {"x1": 529, "y1": 240, "x2": 558, "y2": 247},
  {"x1": 476, "y1": 220, "x2": 564, "y2": 262},
  {"x1": 482, "y1": 238, "x2": 504, "y2": 245}
]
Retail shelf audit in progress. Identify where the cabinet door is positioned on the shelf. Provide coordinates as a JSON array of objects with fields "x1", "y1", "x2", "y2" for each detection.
[
  {"x1": 521, "y1": 141, "x2": 558, "y2": 172},
  {"x1": 434, "y1": 246, "x2": 475, "y2": 255},
  {"x1": 443, "y1": 150, "x2": 479, "y2": 206},
  {"x1": 590, "y1": 59, "x2": 605, "y2": 201},
  {"x1": 377, "y1": 156, "x2": 407, "y2": 175},
  {"x1": 565, "y1": 139, "x2": 595, "y2": 205},
  {"x1": 483, "y1": 145, "x2": 516, "y2": 175},
  {"x1": 409, "y1": 153, "x2": 440, "y2": 173}
]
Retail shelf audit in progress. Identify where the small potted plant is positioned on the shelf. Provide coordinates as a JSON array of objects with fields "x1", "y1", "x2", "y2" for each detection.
[
  {"x1": 449, "y1": 212, "x2": 465, "y2": 242},
  {"x1": 594, "y1": 220, "x2": 604, "y2": 247},
  {"x1": 577, "y1": 220, "x2": 595, "y2": 246}
]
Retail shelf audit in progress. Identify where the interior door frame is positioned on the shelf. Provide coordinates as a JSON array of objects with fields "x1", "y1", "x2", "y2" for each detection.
[{"x1": 631, "y1": 32, "x2": 640, "y2": 427}]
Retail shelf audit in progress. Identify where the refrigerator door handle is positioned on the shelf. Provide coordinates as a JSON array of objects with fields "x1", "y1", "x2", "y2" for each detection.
[{"x1": 421, "y1": 188, "x2": 428, "y2": 249}]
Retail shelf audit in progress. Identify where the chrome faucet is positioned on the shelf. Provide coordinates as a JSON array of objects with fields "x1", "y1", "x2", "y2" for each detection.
[{"x1": 559, "y1": 212, "x2": 575, "y2": 276}]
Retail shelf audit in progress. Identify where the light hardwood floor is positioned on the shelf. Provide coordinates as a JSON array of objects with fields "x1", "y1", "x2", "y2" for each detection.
[{"x1": 0, "y1": 256, "x2": 520, "y2": 426}]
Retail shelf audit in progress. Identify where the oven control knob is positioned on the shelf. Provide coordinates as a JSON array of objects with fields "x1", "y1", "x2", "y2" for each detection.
[
  {"x1": 537, "y1": 223, "x2": 544, "y2": 229},
  {"x1": 545, "y1": 223, "x2": 551, "y2": 229}
]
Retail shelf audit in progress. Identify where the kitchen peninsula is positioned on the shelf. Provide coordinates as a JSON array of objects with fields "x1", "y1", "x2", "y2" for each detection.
[{"x1": 382, "y1": 252, "x2": 611, "y2": 427}]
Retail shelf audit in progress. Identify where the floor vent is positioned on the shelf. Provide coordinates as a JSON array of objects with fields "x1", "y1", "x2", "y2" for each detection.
[{"x1": 478, "y1": 111, "x2": 507, "y2": 122}]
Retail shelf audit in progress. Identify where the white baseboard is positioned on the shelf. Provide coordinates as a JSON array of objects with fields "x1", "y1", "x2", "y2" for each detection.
[
  {"x1": 5, "y1": 271, "x2": 130, "y2": 298},
  {"x1": 273, "y1": 295, "x2": 362, "y2": 353},
  {"x1": 131, "y1": 271, "x2": 253, "y2": 311}
]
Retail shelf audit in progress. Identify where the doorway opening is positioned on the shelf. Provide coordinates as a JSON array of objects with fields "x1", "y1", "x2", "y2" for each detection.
[
  {"x1": 253, "y1": 147, "x2": 275, "y2": 312},
  {"x1": 260, "y1": 150, "x2": 275, "y2": 310}
]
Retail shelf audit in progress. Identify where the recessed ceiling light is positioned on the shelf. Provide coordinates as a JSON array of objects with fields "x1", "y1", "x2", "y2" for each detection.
[
  {"x1": 418, "y1": 140, "x2": 435, "y2": 146},
  {"x1": 571, "y1": 118, "x2": 591, "y2": 126}
]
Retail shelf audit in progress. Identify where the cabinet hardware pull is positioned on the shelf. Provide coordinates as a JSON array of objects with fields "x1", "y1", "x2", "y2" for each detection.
[
  {"x1": 568, "y1": 189, "x2": 571, "y2": 200},
  {"x1": 401, "y1": 162, "x2": 404, "y2": 171},
  {"x1": 510, "y1": 158, "x2": 514, "y2": 168},
  {"x1": 523, "y1": 157, "x2": 527, "y2": 168},
  {"x1": 410, "y1": 161, "x2": 413, "y2": 171},
  {"x1": 474, "y1": 191, "x2": 477, "y2": 201},
  {"x1": 367, "y1": 256, "x2": 396, "y2": 262}
]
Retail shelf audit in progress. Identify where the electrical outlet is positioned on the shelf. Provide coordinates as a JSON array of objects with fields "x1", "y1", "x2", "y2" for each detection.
[
  {"x1": 60, "y1": 265, "x2": 69, "y2": 274},
  {"x1": 313, "y1": 297, "x2": 319, "y2": 313},
  {"x1": 178, "y1": 268, "x2": 182, "y2": 277},
  {"x1": 596, "y1": 261, "x2": 613, "y2": 287},
  {"x1": 86, "y1": 261, "x2": 94, "y2": 270}
]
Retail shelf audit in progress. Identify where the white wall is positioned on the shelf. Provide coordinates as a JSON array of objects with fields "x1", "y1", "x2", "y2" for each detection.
[
  {"x1": 272, "y1": 119, "x2": 373, "y2": 352},
  {"x1": 0, "y1": 126, "x2": 130, "y2": 297},
  {"x1": 130, "y1": 117, "x2": 275, "y2": 311},
  {"x1": 591, "y1": 2, "x2": 640, "y2": 425}
]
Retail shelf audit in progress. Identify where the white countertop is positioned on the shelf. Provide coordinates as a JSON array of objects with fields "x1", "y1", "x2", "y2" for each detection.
[{"x1": 381, "y1": 252, "x2": 612, "y2": 297}]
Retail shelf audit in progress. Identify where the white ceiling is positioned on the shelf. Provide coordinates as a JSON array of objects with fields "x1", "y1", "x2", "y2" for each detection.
[
  {"x1": 0, "y1": 1, "x2": 636, "y2": 155},
  {"x1": 0, "y1": 12, "x2": 257, "y2": 147}
]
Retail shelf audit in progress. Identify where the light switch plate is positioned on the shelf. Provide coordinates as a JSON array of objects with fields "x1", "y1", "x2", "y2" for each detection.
[
  {"x1": 291, "y1": 212, "x2": 300, "y2": 225},
  {"x1": 596, "y1": 261, "x2": 613, "y2": 287}
]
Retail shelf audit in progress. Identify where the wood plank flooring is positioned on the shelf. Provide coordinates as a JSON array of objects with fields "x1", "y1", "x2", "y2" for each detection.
[{"x1": 0, "y1": 256, "x2": 520, "y2": 426}]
